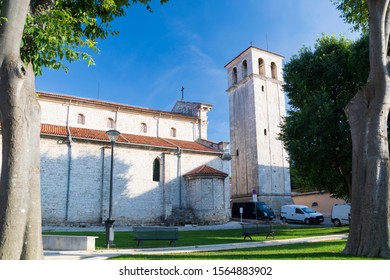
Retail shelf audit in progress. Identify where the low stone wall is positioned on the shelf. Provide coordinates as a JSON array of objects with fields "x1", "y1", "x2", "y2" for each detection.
[{"x1": 42, "y1": 235, "x2": 99, "y2": 251}]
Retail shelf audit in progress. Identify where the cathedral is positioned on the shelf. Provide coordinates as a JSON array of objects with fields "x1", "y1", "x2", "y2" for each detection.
[
  {"x1": 37, "y1": 92, "x2": 231, "y2": 225},
  {"x1": 0, "y1": 46, "x2": 292, "y2": 225}
]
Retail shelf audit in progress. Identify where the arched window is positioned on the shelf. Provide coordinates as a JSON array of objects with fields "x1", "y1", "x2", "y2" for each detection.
[
  {"x1": 232, "y1": 67, "x2": 238, "y2": 84},
  {"x1": 170, "y1": 127, "x2": 176, "y2": 138},
  {"x1": 77, "y1": 113, "x2": 85, "y2": 125},
  {"x1": 140, "y1": 122, "x2": 147, "y2": 133},
  {"x1": 107, "y1": 118, "x2": 115, "y2": 129},
  {"x1": 153, "y1": 158, "x2": 160, "y2": 182},
  {"x1": 271, "y1": 62, "x2": 277, "y2": 79},
  {"x1": 242, "y1": 60, "x2": 248, "y2": 78},
  {"x1": 258, "y1": 58, "x2": 265, "y2": 76}
]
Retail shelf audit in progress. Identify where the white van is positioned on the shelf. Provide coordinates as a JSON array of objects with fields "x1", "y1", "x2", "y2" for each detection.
[
  {"x1": 331, "y1": 204, "x2": 351, "y2": 226},
  {"x1": 280, "y1": 205, "x2": 324, "y2": 225}
]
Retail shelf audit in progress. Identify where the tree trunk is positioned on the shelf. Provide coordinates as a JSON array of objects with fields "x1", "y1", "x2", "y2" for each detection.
[
  {"x1": 0, "y1": 0, "x2": 43, "y2": 260},
  {"x1": 343, "y1": 0, "x2": 390, "y2": 258}
]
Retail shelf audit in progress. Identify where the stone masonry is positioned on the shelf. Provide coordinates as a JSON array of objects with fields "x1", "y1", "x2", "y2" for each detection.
[
  {"x1": 0, "y1": 92, "x2": 231, "y2": 226},
  {"x1": 225, "y1": 47, "x2": 293, "y2": 213}
]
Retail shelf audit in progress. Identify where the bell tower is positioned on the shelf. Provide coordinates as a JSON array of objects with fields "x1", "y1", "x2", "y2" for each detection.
[{"x1": 225, "y1": 46, "x2": 292, "y2": 211}]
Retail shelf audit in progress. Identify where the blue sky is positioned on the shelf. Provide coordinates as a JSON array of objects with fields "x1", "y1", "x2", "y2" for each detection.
[{"x1": 36, "y1": 0, "x2": 359, "y2": 142}]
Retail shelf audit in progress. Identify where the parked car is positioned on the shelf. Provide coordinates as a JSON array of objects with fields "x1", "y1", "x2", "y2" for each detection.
[
  {"x1": 280, "y1": 204, "x2": 324, "y2": 224},
  {"x1": 231, "y1": 201, "x2": 275, "y2": 220},
  {"x1": 331, "y1": 203, "x2": 351, "y2": 226}
]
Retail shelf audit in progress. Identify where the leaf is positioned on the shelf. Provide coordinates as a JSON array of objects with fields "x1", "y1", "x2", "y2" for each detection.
[{"x1": 21, "y1": 0, "x2": 170, "y2": 75}]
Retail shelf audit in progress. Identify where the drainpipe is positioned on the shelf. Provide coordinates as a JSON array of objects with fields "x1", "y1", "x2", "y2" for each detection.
[
  {"x1": 100, "y1": 146, "x2": 107, "y2": 223},
  {"x1": 65, "y1": 103, "x2": 73, "y2": 221},
  {"x1": 154, "y1": 113, "x2": 161, "y2": 137},
  {"x1": 162, "y1": 138, "x2": 184, "y2": 209},
  {"x1": 162, "y1": 153, "x2": 167, "y2": 219},
  {"x1": 114, "y1": 107, "x2": 120, "y2": 130},
  {"x1": 177, "y1": 148, "x2": 183, "y2": 208}
]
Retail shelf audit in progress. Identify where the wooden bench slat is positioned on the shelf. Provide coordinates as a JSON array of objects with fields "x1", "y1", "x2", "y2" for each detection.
[
  {"x1": 132, "y1": 226, "x2": 179, "y2": 247},
  {"x1": 241, "y1": 223, "x2": 274, "y2": 240}
]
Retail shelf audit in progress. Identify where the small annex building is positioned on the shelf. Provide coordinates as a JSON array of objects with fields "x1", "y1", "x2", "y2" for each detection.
[
  {"x1": 9, "y1": 92, "x2": 231, "y2": 226},
  {"x1": 183, "y1": 165, "x2": 229, "y2": 223}
]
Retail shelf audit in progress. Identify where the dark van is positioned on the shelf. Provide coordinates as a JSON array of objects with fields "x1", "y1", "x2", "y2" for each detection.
[{"x1": 231, "y1": 202, "x2": 275, "y2": 220}]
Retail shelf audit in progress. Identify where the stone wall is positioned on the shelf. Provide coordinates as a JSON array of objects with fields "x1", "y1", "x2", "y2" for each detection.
[
  {"x1": 39, "y1": 135, "x2": 230, "y2": 226},
  {"x1": 186, "y1": 177, "x2": 230, "y2": 224},
  {"x1": 0, "y1": 93, "x2": 231, "y2": 226}
]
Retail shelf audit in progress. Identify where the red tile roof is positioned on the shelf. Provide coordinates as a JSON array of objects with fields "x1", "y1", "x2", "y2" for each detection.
[
  {"x1": 40, "y1": 124, "x2": 221, "y2": 154},
  {"x1": 162, "y1": 138, "x2": 221, "y2": 153},
  {"x1": 184, "y1": 165, "x2": 228, "y2": 178}
]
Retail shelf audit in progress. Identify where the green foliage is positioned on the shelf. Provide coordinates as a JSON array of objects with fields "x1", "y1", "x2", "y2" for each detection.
[
  {"x1": 0, "y1": 0, "x2": 168, "y2": 75},
  {"x1": 331, "y1": 0, "x2": 369, "y2": 33},
  {"x1": 280, "y1": 34, "x2": 369, "y2": 199}
]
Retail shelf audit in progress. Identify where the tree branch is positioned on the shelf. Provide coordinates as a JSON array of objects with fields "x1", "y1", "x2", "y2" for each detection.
[
  {"x1": 367, "y1": 0, "x2": 390, "y2": 82},
  {"x1": 30, "y1": 0, "x2": 56, "y2": 15},
  {"x1": 0, "y1": 0, "x2": 31, "y2": 59}
]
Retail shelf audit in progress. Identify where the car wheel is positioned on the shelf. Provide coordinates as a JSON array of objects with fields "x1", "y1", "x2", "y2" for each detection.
[
  {"x1": 333, "y1": 219, "x2": 341, "y2": 227},
  {"x1": 281, "y1": 217, "x2": 288, "y2": 223},
  {"x1": 304, "y1": 218, "x2": 311, "y2": 225}
]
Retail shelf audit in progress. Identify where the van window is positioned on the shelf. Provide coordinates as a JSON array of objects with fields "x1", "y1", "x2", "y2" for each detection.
[
  {"x1": 256, "y1": 203, "x2": 271, "y2": 211},
  {"x1": 302, "y1": 207, "x2": 316, "y2": 214},
  {"x1": 295, "y1": 208, "x2": 304, "y2": 214}
]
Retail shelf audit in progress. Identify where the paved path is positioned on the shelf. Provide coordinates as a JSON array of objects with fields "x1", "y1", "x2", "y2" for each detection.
[{"x1": 44, "y1": 234, "x2": 348, "y2": 260}]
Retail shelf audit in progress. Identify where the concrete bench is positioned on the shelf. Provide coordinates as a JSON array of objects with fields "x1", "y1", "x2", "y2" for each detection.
[
  {"x1": 241, "y1": 223, "x2": 274, "y2": 240},
  {"x1": 42, "y1": 235, "x2": 99, "y2": 251},
  {"x1": 133, "y1": 226, "x2": 179, "y2": 247}
]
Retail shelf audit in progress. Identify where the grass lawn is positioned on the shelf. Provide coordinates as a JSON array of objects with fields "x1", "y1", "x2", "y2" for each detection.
[
  {"x1": 43, "y1": 225, "x2": 348, "y2": 249},
  {"x1": 111, "y1": 240, "x2": 380, "y2": 260},
  {"x1": 43, "y1": 226, "x2": 387, "y2": 260}
]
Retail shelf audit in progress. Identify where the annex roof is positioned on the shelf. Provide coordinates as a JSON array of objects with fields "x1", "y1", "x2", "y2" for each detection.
[{"x1": 184, "y1": 165, "x2": 228, "y2": 178}]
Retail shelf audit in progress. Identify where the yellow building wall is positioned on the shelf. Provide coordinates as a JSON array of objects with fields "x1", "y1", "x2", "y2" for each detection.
[{"x1": 292, "y1": 192, "x2": 346, "y2": 217}]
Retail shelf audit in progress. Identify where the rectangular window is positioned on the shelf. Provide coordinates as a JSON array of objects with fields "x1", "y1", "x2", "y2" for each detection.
[
  {"x1": 77, "y1": 114, "x2": 85, "y2": 125},
  {"x1": 153, "y1": 158, "x2": 160, "y2": 182},
  {"x1": 170, "y1": 127, "x2": 176, "y2": 138}
]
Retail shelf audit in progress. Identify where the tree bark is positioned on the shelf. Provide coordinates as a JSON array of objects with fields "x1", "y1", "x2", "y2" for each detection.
[
  {"x1": 0, "y1": 0, "x2": 43, "y2": 260},
  {"x1": 343, "y1": 0, "x2": 390, "y2": 258}
]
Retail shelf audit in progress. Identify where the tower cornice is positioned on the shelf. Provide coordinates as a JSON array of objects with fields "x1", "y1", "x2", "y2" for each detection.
[{"x1": 224, "y1": 46, "x2": 284, "y2": 69}]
